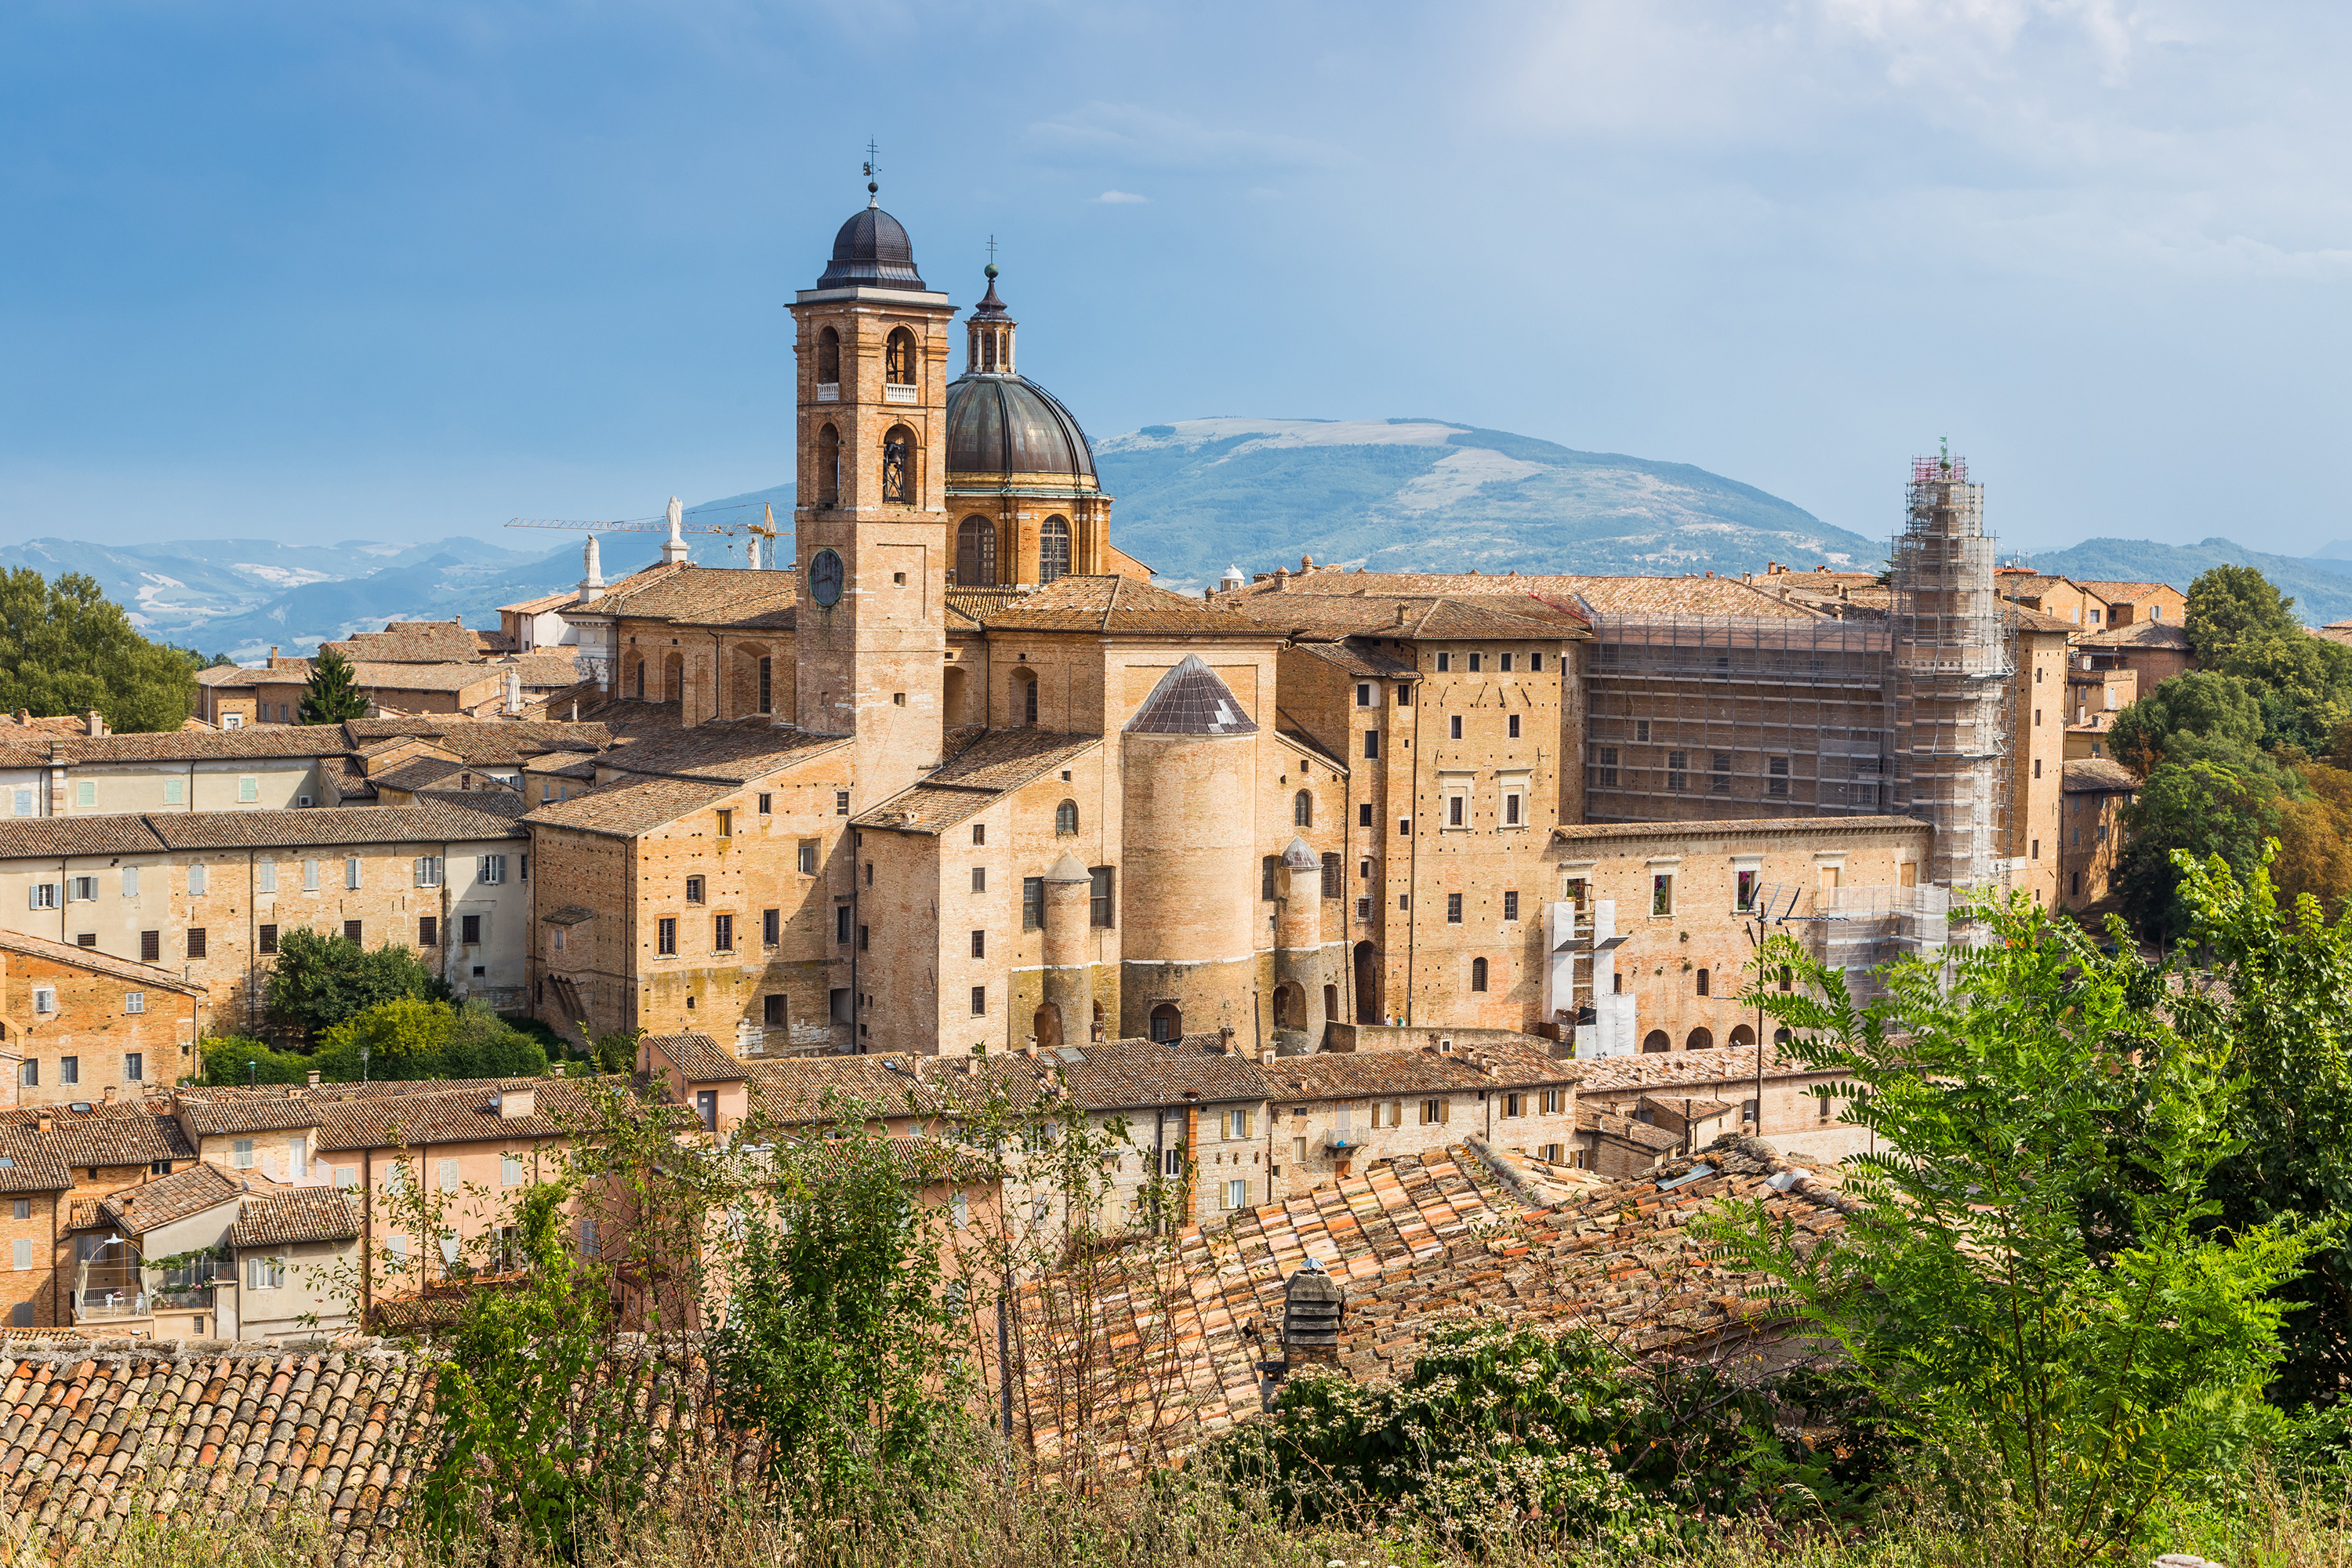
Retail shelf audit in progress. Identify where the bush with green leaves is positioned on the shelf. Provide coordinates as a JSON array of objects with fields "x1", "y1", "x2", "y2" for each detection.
[
  {"x1": 1711, "y1": 894, "x2": 2329, "y2": 1566},
  {"x1": 314, "y1": 997, "x2": 549, "y2": 1083},
  {"x1": 263, "y1": 927, "x2": 448, "y2": 1041},
  {"x1": 0, "y1": 568, "x2": 204, "y2": 732},
  {"x1": 196, "y1": 1035, "x2": 316, "y2": 1087}
]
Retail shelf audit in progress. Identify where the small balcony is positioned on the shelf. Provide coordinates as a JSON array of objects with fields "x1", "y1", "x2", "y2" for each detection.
[
  {"x1": 74, "y1": 1289, "x2": 150, "y2": 1323},
  {"x1": 884, "y1": 383, "x2": 918, "y2": 405}
]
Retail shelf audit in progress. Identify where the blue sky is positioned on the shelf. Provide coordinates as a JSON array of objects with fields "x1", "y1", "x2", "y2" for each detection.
[{"x1": 3, "y1": 2, "x2": 2348, "y2": 554}]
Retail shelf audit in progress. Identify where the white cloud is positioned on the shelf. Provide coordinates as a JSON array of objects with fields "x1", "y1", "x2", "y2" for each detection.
[
  {"x1": 1027, "y1": 102, "x2": 1334, "y2": 172},
  {"x1": 1093, "y1": 190, "x2": 1149, "y2": 204}
]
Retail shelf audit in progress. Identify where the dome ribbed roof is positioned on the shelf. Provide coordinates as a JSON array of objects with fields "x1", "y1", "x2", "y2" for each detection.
[
  {"x1": 816, "y1": 205, "x2": 926, "y2": 290},
  {"x1": 946, "y1": 374, "x2": 1097, "y2": 481}
]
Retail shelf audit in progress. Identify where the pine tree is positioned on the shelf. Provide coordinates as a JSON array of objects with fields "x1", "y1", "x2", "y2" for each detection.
[{"x1": 299, "y1": 646, "x2": 368, "y2": 724}]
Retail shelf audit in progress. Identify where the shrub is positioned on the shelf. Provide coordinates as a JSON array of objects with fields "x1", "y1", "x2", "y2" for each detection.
[
  {"x1": 196, "y1": 1035, "x2": 315, "y2": 1087},
  {"x1": 264, "y1": 927, "x2": 449, "y2": 1041}
]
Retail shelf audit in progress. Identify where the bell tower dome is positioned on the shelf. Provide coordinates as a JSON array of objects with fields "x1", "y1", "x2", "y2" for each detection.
[{"x1": 789, "y1": 168, "x2": 956, "y2": 803}]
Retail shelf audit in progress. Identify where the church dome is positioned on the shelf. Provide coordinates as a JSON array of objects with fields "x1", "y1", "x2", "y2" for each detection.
[
  {"x1": 946, "y1": 373, "x2": 1098, "y2": 482},
  {"x1": 816, "y1": 201, "x2": 926, "y2": 290}
]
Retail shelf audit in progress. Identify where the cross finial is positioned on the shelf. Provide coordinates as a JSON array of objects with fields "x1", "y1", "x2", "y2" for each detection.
[{"x1": 986, "y1": 234, "x2": 997, "y2": 265}]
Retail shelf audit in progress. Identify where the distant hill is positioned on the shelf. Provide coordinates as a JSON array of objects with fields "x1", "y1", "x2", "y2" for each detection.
[
  {"x1": 1092, "y1": 419, "x2": 1881, "y2": 589},
  {"x1": 2023, "y1": 537, "x2": 2352, "y2": 627}
]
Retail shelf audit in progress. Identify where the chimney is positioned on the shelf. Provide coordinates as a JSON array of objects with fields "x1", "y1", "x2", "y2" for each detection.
[
  {"x1": 35, "y1": 1114, "x2": 51, "y2": 1133},
  {"x1": 306, "y1": 1070, "x2": 321, "y2": 1087},
  {"x1": 495, "y1": 1085, "x2": 536, "y2": 1120},
  {"x1": 101, "y1": 1085, "x2": 118, "y2": 1105},
  {"x1": 84, "y1": 710, "x2": 104, "y2": 737},
  {"x1": 1216, "y1": 1025, "x2": 1236, "y2": 1054},
  {"x1": 1272, "y1": 566, "x2": 1289, "y2": 592},
  {"x1": 1259, "y1": 1049, "x2": 1276, "y2": 1065}
]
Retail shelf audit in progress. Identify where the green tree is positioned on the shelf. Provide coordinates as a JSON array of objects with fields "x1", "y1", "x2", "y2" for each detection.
[
  {"x1": 1711, "y1": 898, "x2": 2322, "y2": 1566},
  {"x1": 440, "y1": 1001, "x2": 552, "y2": 1079},
  {"x1": 299, "y1": 644, "x2": 368, "y2": 724},
  {"x1": 2117, "y1": 758, "x2": 2287, "y2": 942},
  {"x1": 316, "y1": 996, "x2": 455, "y2": 1080},
  {"x1": 264, "y1": 927, "x2": 448, "y2": 1041},
  {"x1": 197, "y1": 1034, "x2": 316, "y2": 1086},
  {"x1": 2108, "y1": 670, "x2": 2267, "y2": 775},
  {"x1": 2188, "y1": 564, "x2": 2303, "y2": 666},
  {"x1": 0, "y1": 568, "x2": 201, "y2": 732},
  {"x1": 2172, "y1": 846, "x2": 2352, "y2": 1410},
  {"x1": 714, "y1": 1118, "x2": 974, "y2": 1508}
]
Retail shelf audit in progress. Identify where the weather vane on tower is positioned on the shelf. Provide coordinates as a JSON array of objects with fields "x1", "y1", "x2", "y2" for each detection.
[{"x1": 862, "y1": 139, "x2": 880, "y2": 207}]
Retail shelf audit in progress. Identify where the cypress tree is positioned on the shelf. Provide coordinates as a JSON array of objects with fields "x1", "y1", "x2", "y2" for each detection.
[{"x1": 300, "y1": 646, "x2": 368, "y2": 724}]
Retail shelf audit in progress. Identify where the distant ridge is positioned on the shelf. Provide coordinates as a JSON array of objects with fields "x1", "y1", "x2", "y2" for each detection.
[{"x1": 2024, "y1": 537, "x2": 2352, "y2": 627}]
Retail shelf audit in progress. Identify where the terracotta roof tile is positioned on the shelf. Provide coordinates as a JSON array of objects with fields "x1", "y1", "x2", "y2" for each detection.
[
  {"x1": 325, "y1": 620, "x2": 491, "y2": 664},
  {"x1": 646, "y1": 1033, "x2": 747, "y2": 1083},
  {"x1": 0, "y1": 1128, "x2": 72, "y2": 1192},
  {"x1": 340, "y1": 717, "x2": 610, "y2": 764},
  {"x1": 600, "y1": 720, "x2": 848, "y2": 785},
  {"x1": 523, "y1": 775, "x2": 736, "y2": 839},
  {"x1": 82, "y1": 1162, "x2": 240, "y2": 1236},
  {"x1": 132, "y1": 800, "x2": 526, "y2": 851},
  {"x1": 228, "y1": 1189, "x2": 361, "y2": 1249},
  {"x1": 0, "y1": 929, "x2": 206, "y2": 993},
  {"x1": 583, "y1": 563, "x2": 800, "y2": 627},
  {"x1": 173, "y1": 1094, "x2": 322, "y2": 1136},
  {"x1": 981, "y1": 575, "x2": 1264, "y2": 636},
  {"x1": 0, "y1": 1105, "x2": 195, "y2": 1168},
  {"x1": 1571, "y1": 1044, "x2": 1817, "y2": 1094},
  {"x1": 1268, "y1": 1045, "x2": 1577, "y2": 1100},
  {"x1": 1230, "y1": 593, "x2": 1574, "y2": 641},
  {"x1": 2063, "y1": 757, "x2": 2141, "y2": 792},
  {"x1": 1552, "y1": 815, "x2": 1928, "y2": 845},
  {"x1": 854, "y1": 731, "x2": 1100, "y2": 836},
  {"x1": 1051, "y1": 1039, "x2": 1268, "y2": 1111}
]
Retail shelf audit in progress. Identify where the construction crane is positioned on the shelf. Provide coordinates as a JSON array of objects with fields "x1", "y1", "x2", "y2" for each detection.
[{"x1": 505, "y1": 499, "x2": 790, "y2": 570}]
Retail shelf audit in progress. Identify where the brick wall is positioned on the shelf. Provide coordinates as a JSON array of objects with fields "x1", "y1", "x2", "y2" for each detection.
[{"x1": 0, "y1": 946, "x2": 201, "y2": 1103}]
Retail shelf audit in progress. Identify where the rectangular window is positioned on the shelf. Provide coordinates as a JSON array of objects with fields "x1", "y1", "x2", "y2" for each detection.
[
  {"x1": 1320, "y1": 853, "x2": 1341, "y2": 899},
  {"x1": 1446, "y1": 892, "x2": 1463, "y2": 924},
  {"x1": 10, "y1": 1240, "x2": 27, "y2": 1272},
  {"x1": 1262, "y1": 855, "x2": 1280, "y2": 901},
  {"x1": 972, "y1": 824, "x2": 985, "y2": 845},
  {"x1": 480, "y1": 855, "x2": 506, "y2": 884},
  {"x1": 1225, "y1": 1109, "x2": 1253, "y2": 1139},
  {"x1": 502, "y1": 1154, "x2": 524, "y2": 1187},
  {"x1": 12, "y1": 788, "x2": 29, "y2": 815},
  {"x1": 971, "y1": 985, "x2": 987, "y2": 1017},
  {"x1": 303, "y1": 858, "x2": 319, "y2": 891},
  {"x1": 1737, "y1": 869, "x2": 1758, "y2": 912},
  {"x1": 684, "y1": 876, "x2": 704, "y2": 905},
  {"x1": 1091, "y1": 866, "x2": 1115, "y2": 927},
  {"x1": 437, "y1": 1157, "x2": 460, "y2": 1189},
  {"x1": 238, "y1": 775, "x2": 259, "y2": 804},
  {"x1": 125, "y1": 1052, "x2": 142, "y2": 1081},
  {"x1": 122, "y1": 866, "x2": 139, "y2": 897},
  {"x1": 971, "y1": 866, "x2": 986, "y2": 893},
  {"x1": 1359, "y1": 803, "x2": 1374, "y2": 827},
  {"x1": 27, "y1": 884, "x2": 56, "y2": 910},
  {"x1": 798, "y1": 840, "x2": 818, "y2": 875},
  {"x1": 1436, "y1": 652, "x2": 1450, "y2": 672},
  {"x1": 1503, "y1": 1093, "x2": 1522, "y2": 1117},
  {"x1": 1355, "y1": 683, "x2": 1372, "y2": 707},
  {"x1": 2031, "y1": 838, "x2": 2041, "y2": 860},
  {"x1": 461, "y1": 913, "x2": 481, "y2": 945},
  {"x1": 1399, "y1": 817, "x2": 1411, "y2": 836},
  {"x1": 1504, "y1": 791, "x2": 1522, "y2": 826},
  {"x1": 1711, "y1": 752, "x2": 1732, "y2": 793},
  {"x1": 658, "y1": 917, "x2": 677, "y2": 956},
  {"x1": 1449, "y1": 714, "x2": 1462, "y2": 740},
  {"x1": 1396, "y1": 683, "x2": 1411, "y2": 706},
  {"x1": 1022, "y1": 877, "x2": 1044, "y2": 931},
  {"x1": 1223, "y1": 1178, "x2": 1247, "y2": 1211},
  {"x1": 1500, "y1": 652, "x2": 1513, "y2": 672},
  {"x1": 67, "y1": 876, "x2": 96, "y2": 902},
  {"x1": 1651, "y1": 873, "x2": 1674, "y2": 916},
  {"x1": 232, "y1": 1138, "x2": 255, "y2": 1169},
  {"x1": 970, "y1": 929, "x2": 985, "y2": 959},
  {"x1": 1356, "y1": 898, "x2": 1370, "y2": 921},
  {"x1": 1421, "y1": 1098, "x2": 1448, "y2": 1125},
  {"x1": 345, "y1": 858, "x2": 361, "y2": 890},
  {"x1": 836, "y1": 906, "x2": 851, "y2": 943},
  {"x1": 186, "y1": 864, "x2": 206, "y2": 896},
  {"x1": 757, "y1": 657, "x2": 773, "y2": 714},
  {"x1": 419, "y1": 916, "x2": 438, "y2": 946},
  {"x1": 287, "y1": 1138, "x2": 307, "y2": 1182},
  {"x1": 762, "y1": 908, "x2": 779, "y2": 946},
  {"x1": 187, "y1": 927, "x2": 207, "y2": 959},
  {"x1": 257, "y1": 924, "x2": 278, "y2": 955},
  {"x1": 1508, "y1": 713, "x2": 1520, "y2": 739},
  {"x1": 1596, "y1": 747, "x2": 1618, "y2": 788},
  {"x1": 59, "y1": 1057, "x2": 78, "y2": 1085},
  {"x1": 1503, "y1": 890, "x2": 1519, "y2": 921},
  {"x1": 1667, "y1": 750, "x2": 1687, "y2": 792},
  {"x1": 757, "y1": 792, "x2": 772, "y2": 815},
  {"x1": 763, "y1": 993, "x2": 786, "y2": 1026},
  {"x1": 836, "y1": 790, "x2": 850, "y2": 816},
  {"x1": 74, "y1": 932, "x2": 93, "y2": 949},
  {"x1": 714, "y1": 810, "x2": 732, "y2": 839},
  {"x1": 1363, "y1": 730, "x2": 1379, "y2": 760},
  {"x1": 714, "y1": 913, "x2": 734, "y2": 952},
  {"x1": 74, "y1": 780, "x2": 95, "y2": 808},
  {"x1": 247, "y1": 1258, "x2": 285, "y2": 1290},
  {"x1": 1468, "y1": 652, "x2": 1482, "y2": 671},
  {"x1": 857, "y1": 924, "x2": 869, "y2": 951},
  {"x1": 1541, "y1": 1088, "x2": 1566, "y2": 1114},
  {"x1": 16, "y1": 1062, "x2": 31, "y2": 1087},
  {"x1": 343, "y1": 919, "x2": 361, "y2": 944}
]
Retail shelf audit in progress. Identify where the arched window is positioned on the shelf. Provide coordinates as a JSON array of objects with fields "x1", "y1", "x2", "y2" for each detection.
[
  {"x1": 1054, "y1": 799, "x2": 1078, "y2": 835},
  {"x1": 885, "y1": 328, "x2": 916, "y2": 387},
  {"x1": 1695, "y1": 967, "x2": 1709, "y2": 996},
  {"x1": 1149, "y1": 1003, "x2": 1181, "y2": 1043},
  {"x1": 815, "y1": 326, "x2": 840, "y2": 384},
  {"x1": 1730, "y1": 1023, "x2": 1756, "y2": 1049},
  {"x1": 1470, "y1": 957, "x2": 1489, "y2": 993},
  {"x1": 815, "y1": 423, "x2": 840, "y2": 508},
  {"x1": 956, "y1": 517, "x2": 997, "y2": 586},
  {"x1": 882, "y1": 424, "x2": 915, "y2": 504},
  {"x1": 1686, "y1": 1026, "x2": 1713, "y2": 1051},
  {"x1": 1016, "y1": 671, "x2": 1038, "y2": 727},
  {"x1": 1039, "y1": 516, "x2": 1070, "y2": 584},
  {"x1": 631, "y1": 659, "x2": 645, "y2": 700},
  {"x1": 1293, "y1": 789, "x2": 1312, "y2": 828},
  {"x1": 1642, "y1": 1029, "x2": 1671, "y2": 1054},
  {"x1": 1773, "y1": 1026, "x2": 1792, "y2": 1046}
]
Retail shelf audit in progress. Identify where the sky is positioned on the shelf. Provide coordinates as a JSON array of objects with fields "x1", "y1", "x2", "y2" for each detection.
[{"x1": 3, "y1": 1, "x2": 2350, "y2": 556}]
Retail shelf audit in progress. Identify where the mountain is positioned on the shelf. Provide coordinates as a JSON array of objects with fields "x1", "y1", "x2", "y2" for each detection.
[
  {"x1": 1091, "y1": 419, "x2": 1879, "y2": 589},
  {"x1": 2022, "y1": 538, "x2": 2352, "y2": 627}
]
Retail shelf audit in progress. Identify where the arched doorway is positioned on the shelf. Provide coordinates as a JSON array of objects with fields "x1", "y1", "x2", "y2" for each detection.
[
  {"x1": 1686, "y1": 1026, "x2": 1714, "y2": 1051},
  {"x1": 1033, "y1": 1004, "x2": 1062, "y2": 1054},
  {"x1": 1272, "y1": 982, "x2": 1304, "y2": 1029},
  {"x1": 1352, "y1": 942, "x2": 1380, "y2": 1024},
  {"x1": 1642, "y1": 1029, "x2": 1671, "y2": 1054},
  {"x1": 1149, "y1": 1003, "x2": 1182, "y2": 1043}
]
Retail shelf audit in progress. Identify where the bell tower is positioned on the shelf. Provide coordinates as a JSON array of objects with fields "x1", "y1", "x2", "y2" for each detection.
[{"x1": 789, "y1": 169, "x2": 955, "y2": 805}]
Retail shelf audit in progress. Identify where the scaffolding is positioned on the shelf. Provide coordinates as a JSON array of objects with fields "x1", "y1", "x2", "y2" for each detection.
[
  {"x1": 1889, "y1": 455, "x2": 2013, "y2": 888},
  {"x1": 1751, "y1": 881, "x2": 1952, "y2": 1003},
  {"x1": 1581, "y1": 617, "x2": 1893, "y2": 823}
]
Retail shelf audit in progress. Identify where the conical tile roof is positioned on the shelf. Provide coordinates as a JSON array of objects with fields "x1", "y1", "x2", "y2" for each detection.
[{"x1": 1124, "y1": 654, "x2": 1258, "y2": 736}]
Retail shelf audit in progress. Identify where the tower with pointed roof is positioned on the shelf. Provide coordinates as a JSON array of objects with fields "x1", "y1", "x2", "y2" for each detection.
[{"x1": 790, "y1": 173, "x2": 956, "y2": 800}]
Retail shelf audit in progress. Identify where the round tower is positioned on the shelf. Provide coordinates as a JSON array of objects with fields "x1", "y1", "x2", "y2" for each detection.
[
  {"x1": 1039, "y1": 851, "x2": 1093, "y2": 1050},
  {"x1": 1119, "y1": 656, "x2": 1259, "y2": 1043}
]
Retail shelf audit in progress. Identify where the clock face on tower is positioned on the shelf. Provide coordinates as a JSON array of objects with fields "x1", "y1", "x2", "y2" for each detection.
[{"x1": 808, "y1": 548, "x2": 844, "y2": 608}]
